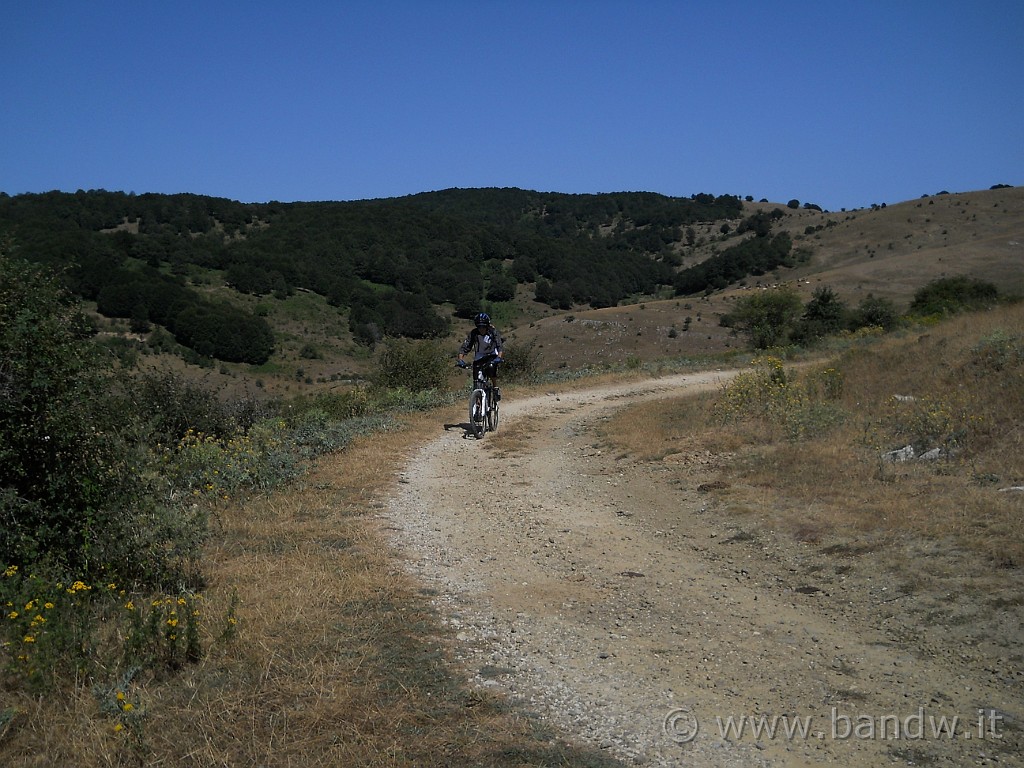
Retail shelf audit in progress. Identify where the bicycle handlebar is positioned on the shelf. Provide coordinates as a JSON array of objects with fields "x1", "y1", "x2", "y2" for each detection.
[{"x1": 456, "y1": 354, "x2": 501, "y2": 369}]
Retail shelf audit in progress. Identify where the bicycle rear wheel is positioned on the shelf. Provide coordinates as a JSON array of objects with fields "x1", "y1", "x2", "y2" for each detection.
[{"x1": 486, "y1": 398, "x2": 499, "y2": 432}]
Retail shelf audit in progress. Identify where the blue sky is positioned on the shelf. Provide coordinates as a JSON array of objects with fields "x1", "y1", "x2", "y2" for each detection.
[{"x1": 3, "y1": 2, "x2": 1022, "y2": 212}]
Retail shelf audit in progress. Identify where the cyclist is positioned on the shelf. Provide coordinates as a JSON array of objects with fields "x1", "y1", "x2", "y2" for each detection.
[{"x1": 457, "y1": 312, "x2": 504, "y2": 399}]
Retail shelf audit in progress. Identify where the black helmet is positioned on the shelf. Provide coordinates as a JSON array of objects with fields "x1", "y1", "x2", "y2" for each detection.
[{"x1": 474, "y1": 312, "x2": 491, "y2": 327}]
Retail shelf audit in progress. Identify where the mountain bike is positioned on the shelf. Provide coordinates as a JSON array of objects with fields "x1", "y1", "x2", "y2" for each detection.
[{"x1": 458, "y1": 355, "x2": 500, "y2": 439}]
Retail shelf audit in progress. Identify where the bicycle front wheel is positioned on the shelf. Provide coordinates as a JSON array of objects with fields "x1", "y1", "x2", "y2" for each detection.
[
  {"x1": 469, "y1": 391, "x2": 480, "y2": 425},
  {"x1": 470, "y1": 389, "x2": 485, "y2": 438}
]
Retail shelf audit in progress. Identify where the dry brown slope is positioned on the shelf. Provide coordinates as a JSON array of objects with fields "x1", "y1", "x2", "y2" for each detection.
[{"x1": 505, "y1": 186, "x2": 1022, "y2": 371}]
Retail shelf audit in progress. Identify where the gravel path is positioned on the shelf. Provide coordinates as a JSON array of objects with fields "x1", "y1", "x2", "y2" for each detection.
[{"x1": 382, "y1": 372, "x2": 1023, "y2": 767}]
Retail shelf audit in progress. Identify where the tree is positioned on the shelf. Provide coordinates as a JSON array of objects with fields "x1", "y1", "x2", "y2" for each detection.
[
  {"x1": 849, "y1": 294, "x2": 900, "y2": 331},
  {"x1": 129, "y1": 302, "x2": 151, "y2": 334},
  {"x1": 172, "y1": 304, "x2": 274, "y2": 364},
  {"x1": 485, "y1": 272, "x2": 517, "y2": 302},
  {"x1": 725, "y1": 287, "x2": 803, "y2": 349},
  {"x1": 792, "y1": 286, "x2": 848, "y2": 343}
]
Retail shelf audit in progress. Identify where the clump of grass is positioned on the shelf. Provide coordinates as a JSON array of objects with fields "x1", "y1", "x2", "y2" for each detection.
[{"x1": 712, "y1": 356, "x2": 845, "y2": 440}]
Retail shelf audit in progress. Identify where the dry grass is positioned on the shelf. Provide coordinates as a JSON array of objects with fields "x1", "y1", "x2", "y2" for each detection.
[
  {"x1": 497, "y1": 186, "x2": 1024, "y2": 373},
  {"x1": 598, "y1": 304, "x2": 1024, "y2": 566},
  {"x1": 0, "y1": 410, "x2": 619, "y2": 768},
  {"x1": 485, "y1": 414, "x2": 546, "y2": 460}
]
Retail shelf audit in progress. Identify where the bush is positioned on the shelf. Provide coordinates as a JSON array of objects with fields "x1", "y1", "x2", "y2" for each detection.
[
  {"x1": 849, "y1": 294, "x2": 901, "y2": 332},
  {"x1": 373, "y1": 338, "x2": 450, "y2": 392},
  {"x1": 792, "y1": 286, "x2": 848, "y2": 344},
  {"x1": 0, "y1": 565, "x2": 235, "y2": 693},
  {"x1": 160, "y1": 422, "x2": 298, "y2": 500},
  {"x1": 968, "y1": 330, "x2": 1023, "y2": 373},
  {"x1": 134, "y1": 372, "x2": 238, "y2": 442},
  {"x1": 909, "y1": 276, "x2": 998, "y2": 317},
  {"x1": 499, "y1": 339, "x2": 542, "y2": 383},
  {"x1": 172, "y1": 304, "x2": 275, "y2": 364},
  {"x1": 0, "y1": 251, "x2": 202, "y2": 586},
  {"x1": 713, "y1": 357, "x2": 845, "y2": 440}
]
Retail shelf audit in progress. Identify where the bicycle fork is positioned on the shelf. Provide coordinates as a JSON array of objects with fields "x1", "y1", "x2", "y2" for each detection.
[{"x1": 470, "y1": 386, "x2": 488, "y2": 436}]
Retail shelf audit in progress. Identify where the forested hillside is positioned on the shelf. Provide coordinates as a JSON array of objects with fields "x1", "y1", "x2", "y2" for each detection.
[{"x1": 0, "y1": 188, "x2": 750, "y2": 362}]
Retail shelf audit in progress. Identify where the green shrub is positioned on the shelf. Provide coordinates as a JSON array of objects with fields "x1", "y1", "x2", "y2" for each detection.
[
  {"x1": 849, "y1": 294, "x2": 901, "y2": 331},
  {"x1": 373, "y1": 338, "x2": 450, "y2": 392},
  {"x1": 500, "y1": 339, "x2": 542, "y2": 382},
  {"x1": 159, "y1": 421, "x2": 297, "y2": 500},
  {"x1": 723, "y1": 287, "x2": 803, "y2": 349},
  {"x1": 869, "y1": 393, "x2": 972, "y2": 454},
  {"x1": 0, "y1": 252, "x2": 202, "y2": 586},
  {"x1": 792, "y1": 286, "x2": 848, "y2": 344},
  {"x1": 1, "y1": 565, "x2": 238, "y2": 693},
  {"x1": 134, "y1": 372, "x2": 238, "y2": 442},
  {"x1": 909, "y1": 276, "x2": 998, "y2": 316},
  {"x1": 969, "y1": 330, "x2": 1022, "y2": 372}
]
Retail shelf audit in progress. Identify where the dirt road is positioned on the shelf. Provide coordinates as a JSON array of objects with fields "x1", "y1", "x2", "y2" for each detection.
[{"x1": 383, "y1": 372, "x2": 1022, "y2": 767}]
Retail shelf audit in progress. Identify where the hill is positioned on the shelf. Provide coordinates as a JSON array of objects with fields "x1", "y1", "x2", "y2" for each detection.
[
  {"x1": 502, "y1": 186, "x2": 1024, "y2": 370},
  {"x1": 1, "y1": 185, "x2": 1020, "y2": 392}
]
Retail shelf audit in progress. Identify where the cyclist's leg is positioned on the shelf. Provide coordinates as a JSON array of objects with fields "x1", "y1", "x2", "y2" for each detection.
[{"x1": 488, "y1": 364, "x2": 501, "y2": 399}]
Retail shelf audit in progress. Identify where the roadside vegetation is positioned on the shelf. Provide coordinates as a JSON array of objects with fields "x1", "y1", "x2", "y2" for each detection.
[
  {"x1": 3, "y1": 246, "x2": 620, "y2": 767},
  {"x1": 600, "y1": 296, "x2": 1024, "y2": 566}
]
